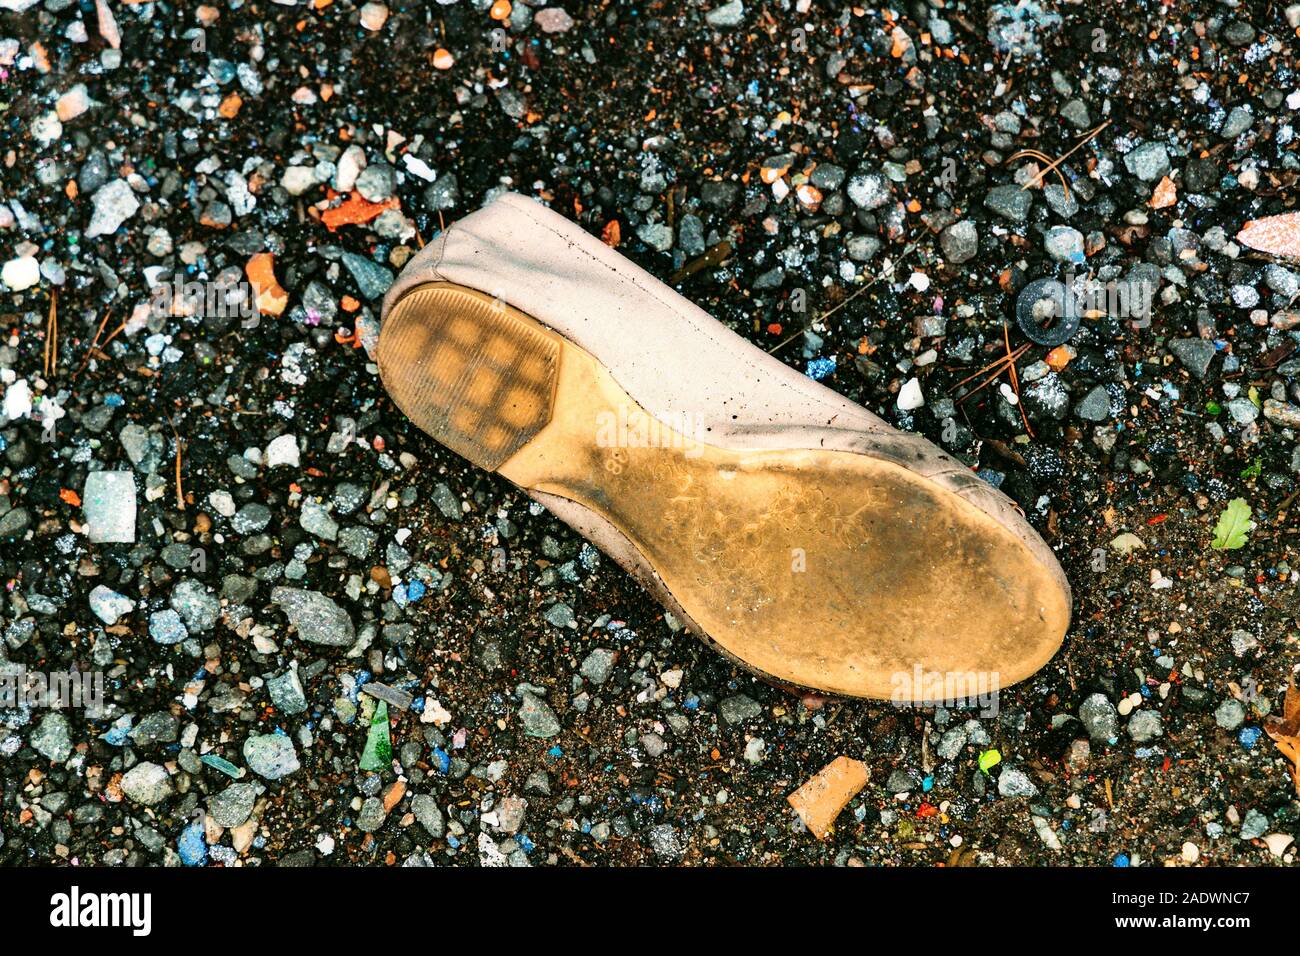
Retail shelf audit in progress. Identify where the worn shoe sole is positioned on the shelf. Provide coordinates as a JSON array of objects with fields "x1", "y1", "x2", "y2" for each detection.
[{"x1": 379, "y1": 281, "x2": 1070, "y2": 700}]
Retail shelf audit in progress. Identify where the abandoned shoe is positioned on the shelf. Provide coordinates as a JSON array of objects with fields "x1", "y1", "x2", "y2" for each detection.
[{"x1": 377, "y1": 192, "x2": 1071, "y2": 701}]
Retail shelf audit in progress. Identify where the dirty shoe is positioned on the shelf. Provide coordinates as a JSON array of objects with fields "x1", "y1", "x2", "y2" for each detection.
[{"x1": 377, "y1": 193, "x2": 1071, "y2": 700}]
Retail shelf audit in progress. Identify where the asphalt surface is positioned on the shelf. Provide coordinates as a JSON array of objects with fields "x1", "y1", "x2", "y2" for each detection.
[{"x1": 0, "y1": 0, "x2": 1298, "y2": 866}]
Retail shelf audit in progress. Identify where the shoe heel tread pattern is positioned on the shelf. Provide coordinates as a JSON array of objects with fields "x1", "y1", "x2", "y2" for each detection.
[{"x1": 379, "y1": 285, "x2": 559, "y2": 472}]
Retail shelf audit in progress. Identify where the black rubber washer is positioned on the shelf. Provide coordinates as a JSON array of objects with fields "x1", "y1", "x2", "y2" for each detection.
[{"x1": 1015, "y1": 277, "x2": 1081, "y2": 347}]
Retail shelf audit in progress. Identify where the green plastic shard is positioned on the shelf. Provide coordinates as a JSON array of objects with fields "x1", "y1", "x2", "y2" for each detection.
[
  {"x1": 200, "y1": 753, "x2": 244, "y2": 779},
  {"x1": 978, "y1": 748, "x2": 1001, "y2": 774},
  {"x1": 1211, "y1": 497, "x2": 1252, "y2": 550},
  {"x1": 360, "y1": 699, "x2": 392, "y2": 771}
]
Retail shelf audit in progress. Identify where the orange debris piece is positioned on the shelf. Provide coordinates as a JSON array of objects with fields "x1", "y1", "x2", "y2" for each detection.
[
  {"x1": 1266, "y1": 681, "x2": 1300, "y2": 796},
  {"x1": 890, "y1": 27, "x2": 911, "y2": 58},
  {"x1": 218, "y1": 93, "x2": 243, "y2": 119},
  {"x1": 382, "y1": 778, "x2": 407, "y2": 813},
  {"x1": 1045, "y1": 345, "x2": 1073, "y2": 371},
  {"x1": 321, "y1": 194, "x2": 399, "y2": 232},
  {"x1": 787, "y1": 756, "x2": 870, "y2": 839},
  {"x1": 1237, "y1": 212, "x2": 1300, "y2": 260},
  {"x1": 1150, "y1": 176, "x2": 1176, "y2": 209},
  {"x1": 796, "y1": 184, "x2": 823, "y2": 211},
  {"x1": 245, "y1": 253, "x2": 289, "y2": 317}
]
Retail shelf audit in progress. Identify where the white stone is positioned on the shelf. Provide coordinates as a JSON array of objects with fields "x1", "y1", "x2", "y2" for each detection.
[
  {"x1": 31, "y1": 111, "x2": 62, "y2": 145},
  {"x1": 401, "y1": 153, "x2": 437, "y2": 182},
  {"x1": 1, "y1": 255, "x2": 40, "y2": 291},
  {"x1": 89, "y1": 585, "x2": 134, "y2": 625},
  {"x1": 359, "y1": 2, "x2": 388, "y2": 30},
  {"x1": 83, "y1": 471, "x2": 138, "y2": 543},
  {"x1": 85, "y1": 179, "x2": 140, "y2": 238},
  {"x1": 896, "y1": 377, "x2": 924, "y2": 410},
  {"x1": 1265, "y1": 832, "x2": 1294, "y2": 857},
  {"x1": 280, "y1": 166, "x2": 317, "y2": 196},
  {"x1": 2, "y1": 378, "x2": 32, "y2": 420},
  {"x1": 265, "y1": 433, "x2": 300, "y2": 468},
  {"x1": 334, "y1": 145, "x2": 366, "y2": 192}
]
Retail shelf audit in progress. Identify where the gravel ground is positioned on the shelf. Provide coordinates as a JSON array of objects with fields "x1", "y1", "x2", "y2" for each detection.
[{"x1": 1, "y1": 0, "x2": 1299, "y2": 867}]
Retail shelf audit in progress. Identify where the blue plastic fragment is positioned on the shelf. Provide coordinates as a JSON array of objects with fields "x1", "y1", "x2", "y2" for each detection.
[
  {"x1": 805, "y1": 356, "x2": 836, "y2": 381},
  {"x1": 100, "y1": 715, "x2": 133, "y2": 746},
  {"x1": 177, "y1": 821, "x2": 208, "y2": 867},
  {"x1": 431, "y1": 746, "x2": 451, "y2": 774}
]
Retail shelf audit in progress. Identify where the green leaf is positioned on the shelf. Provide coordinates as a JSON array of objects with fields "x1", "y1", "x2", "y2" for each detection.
[
  {"x1": 1211, "y1": 498, "x2": 1253, "y2": 550},
  {"x1": 359, "y1": 699, "x2": 392, "y2": 771}
]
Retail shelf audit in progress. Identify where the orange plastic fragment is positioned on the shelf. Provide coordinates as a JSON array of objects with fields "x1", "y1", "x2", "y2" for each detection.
[
  {"x1": 218, "y1": 92, "x2": 243, "y2": 119},
  {"x1": 1045, "y1": 346, "x2": 1073, "y2": 371},
  {"x1": 60, "y1": 488, "x2": 81, "y2": 506},
  {"x1": 245, "y1": 253, "x2": 289, "y2": 317},
  {"x1": 1150, "y1": 176, "x2": 1176, "y2": 209},
  {"x1": 321, "y1": 194, "x2": 399, "y2": 232},
  {"x1": 1238, "y1": 212, "x2": 1300, "y2": 259},
  {"x1": 788, "y1": 756, "x2": 870, "y2": 839},
  {"x1": 601, "y1": 220, "x2": 621, "y2": 248}
]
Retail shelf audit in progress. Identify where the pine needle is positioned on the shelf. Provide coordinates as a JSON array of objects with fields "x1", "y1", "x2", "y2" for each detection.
[
  {"x1": 47, "y1": 291, "x2": 58, "y2": 378},
  {"x1": 949, "y1": 342, "x2": 1030, "y2": 394},
  {"x1": 1011, "y1": 119, "x2": 1112, "y2": 200},
  {"x1": 164, "y1": 412, "x2": 185, "y2": 512},
  {"x1": 1003, "y1": 318, "x2": 1034, "y2": 438},
  {"x1": 73, "y1": 310, "x2": 114, "y2": 381}
]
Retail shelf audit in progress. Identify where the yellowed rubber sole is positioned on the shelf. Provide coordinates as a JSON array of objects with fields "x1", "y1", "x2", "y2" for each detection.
[{"x1": 379, "y1": 283, "x2": 1070, "y2": 700}]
